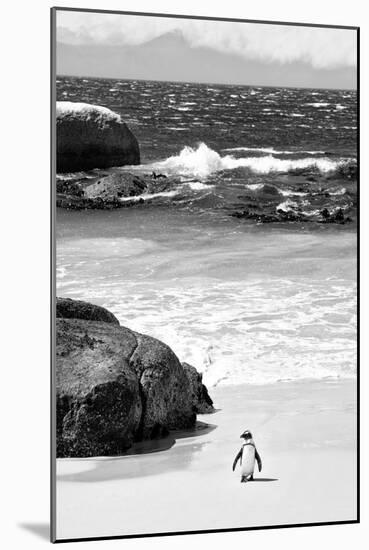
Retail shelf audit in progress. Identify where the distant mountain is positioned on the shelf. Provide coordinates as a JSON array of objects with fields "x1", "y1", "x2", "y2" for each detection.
[{"x1": 56, "y1": 31, "x2": 356, "y2": 89}]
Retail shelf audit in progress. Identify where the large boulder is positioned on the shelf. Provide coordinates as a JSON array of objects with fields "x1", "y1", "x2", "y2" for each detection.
[
  {"x1": 182, "y1": 362, "x2": 214, "y2": 414},
  {"x1": 56, "y1": 297, "x2": 120, "y2": 325},
  {"x1": 56, "y1": 102, "x2": 140, "y2": 172},
  {"x1": 55, "y1": 300, "x2": 206, "y2": 457},
  {"x1": 56, "y1": 319, "x2": 142, "y2": 457}
]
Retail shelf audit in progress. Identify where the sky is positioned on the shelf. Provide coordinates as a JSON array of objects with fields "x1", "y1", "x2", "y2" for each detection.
[{"x1": 56, "y1": 10, "x2": 357, "y2": 89}]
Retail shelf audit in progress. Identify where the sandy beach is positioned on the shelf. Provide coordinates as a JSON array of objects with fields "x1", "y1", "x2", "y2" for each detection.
[{"x1": 56, "y1": 378, "x2": 356, "y2": 540}]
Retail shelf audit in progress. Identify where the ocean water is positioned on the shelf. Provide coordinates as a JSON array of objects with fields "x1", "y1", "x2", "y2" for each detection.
[{"x1": 56, "y1": 77, "x2": 357, "y2": 386}]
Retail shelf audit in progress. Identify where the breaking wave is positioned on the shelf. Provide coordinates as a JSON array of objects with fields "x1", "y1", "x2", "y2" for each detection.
[
  {"x1": 146, "y1": 142, "x2": 354, "y2": 178},
  {"x1": 222, "y1": 146, "x2": 326, "y2": 155}
]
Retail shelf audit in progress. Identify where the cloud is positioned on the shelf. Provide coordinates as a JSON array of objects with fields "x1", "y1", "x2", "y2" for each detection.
[{"x1": 56, "y1": 11, "x2": 357, "y2": 69}]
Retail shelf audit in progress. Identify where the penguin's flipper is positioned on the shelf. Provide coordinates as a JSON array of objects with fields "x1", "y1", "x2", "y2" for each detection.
[
  {"x1": 232, "y1": 449, "x2": 242, "y2": 471},
  {"x1": 255, "y1": 448, "x2": 262, "y2": 472}
]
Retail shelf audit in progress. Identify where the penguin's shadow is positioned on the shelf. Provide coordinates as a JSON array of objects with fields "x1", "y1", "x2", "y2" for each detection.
[{"x1": 251, "y1": 477, "x2": 278, "y2": 482}]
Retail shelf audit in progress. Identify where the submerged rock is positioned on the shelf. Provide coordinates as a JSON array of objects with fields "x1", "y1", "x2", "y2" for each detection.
[
  {"x1": 56, "y1": 298, "x2": 209, "y2": 457},
  {"x1": 56, "y1": 102, "x2": 140, "y2": 172}
]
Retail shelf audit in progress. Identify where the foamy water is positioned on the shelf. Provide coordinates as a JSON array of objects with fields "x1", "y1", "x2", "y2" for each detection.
[
  {"x1": 58, "y1": 277, "x2": 356, "y2": 387},
  {"x1": 56, "y1": 210, "x2": 357, "y2": 387},
  {"x1": 222, "y1": 147, "x2": 327, "y2": 155},
  {"x1": 124, "y1": 142, "x2": 354, "y2": 179}
]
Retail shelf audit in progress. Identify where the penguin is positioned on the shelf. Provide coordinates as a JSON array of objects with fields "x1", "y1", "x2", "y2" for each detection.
[{"x1": 232, "y1": 430, "x2": 262, "y2": 483}]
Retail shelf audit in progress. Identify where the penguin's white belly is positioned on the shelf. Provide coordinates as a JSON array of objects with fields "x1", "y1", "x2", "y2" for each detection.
[{"x1": 241, "y1": 446, "x2": 255, "y2": 476}]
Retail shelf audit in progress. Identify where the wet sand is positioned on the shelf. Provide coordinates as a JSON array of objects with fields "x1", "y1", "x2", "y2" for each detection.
[{"x1": 56, "y1": 378, "x2": 357, "y2": 540}]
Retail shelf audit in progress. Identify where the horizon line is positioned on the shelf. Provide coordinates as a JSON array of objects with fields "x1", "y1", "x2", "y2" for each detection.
[{"x1": 56, "y1": 73, "x2": 357, "y2": 92}]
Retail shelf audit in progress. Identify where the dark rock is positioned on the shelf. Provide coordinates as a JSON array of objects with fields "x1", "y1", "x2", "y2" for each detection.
[
  {"x1": 56, "y1": 319, "x2": 141, "y2": 457},
  {"x1": 130, "y1": 335, "x2": 195, "y2": 438},
  {"x1": 151, "y1": 172, "x2": 167, "y2": 179},
  {"x1": 330, "y1": 160, "x2": 357, "y2": 181},
  {"x1": 56, "y1": 194, "x2": 130, "y2": 210},
  {"x1": 334, "y1": 208, "x2": 345, "y2": 221},
  {"x1": 320, "y1": 207, "x2": 350, "y2": 224},
  {"x1": 56, "y1": 102, "x2": 140, "y2": 172},
  {"x1": 231, "y1": 209, "x2": 280, "y2": 223},
  {"x1": 56, "y1": 171, "x2": 177, "y2": 210},
  {"x1": 84, "y1": 173, "x2": 148, "y2": 200},
  {"x1": 278, "y1": 210, "x2": 301, "y2": 222},
  {"x1": 232, "y1": 207, "x2": 309, "y2": 224},
  {"x1": 258, "y1": 184, "x2": 281, "y2": 197},
  {"x1": 56, "y1": 297, "x2": 120, "y2": 325},
  {"x1": 56, "y1": 300, "x2": 207, "y2": 457},
  {"x1": 182, "y1": 362, "x2": 214, "y2": 414},
  {"x1": 56, "y1": 179, "x2": 84, "y2": 197},
  {"x1": 321, "y1": 208, "x2": 330, "y2": 220}
]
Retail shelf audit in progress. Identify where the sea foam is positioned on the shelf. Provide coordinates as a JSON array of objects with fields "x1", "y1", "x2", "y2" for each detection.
[
  {"x1": 222, "y1": 146, "x2": 326, "y2": 155},
  {"x1": 118, "y1": 180, "x2": 213, "y2": 202},
  {"x1": 120, "y1": 190, "x2": 180, "y2": 202}
]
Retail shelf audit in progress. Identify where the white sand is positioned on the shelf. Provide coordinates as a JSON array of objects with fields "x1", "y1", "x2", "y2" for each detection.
[{"x1": 56, "y1": 379, "x2": 357, "y2": 540}]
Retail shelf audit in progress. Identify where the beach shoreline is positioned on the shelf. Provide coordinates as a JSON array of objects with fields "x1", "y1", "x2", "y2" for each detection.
[
  {"x1": 56, "y1": 378, "x2": 356, "y2": 540},
  {"x1": 57, "y1": 206, "x2": 357, "y2": 388}
]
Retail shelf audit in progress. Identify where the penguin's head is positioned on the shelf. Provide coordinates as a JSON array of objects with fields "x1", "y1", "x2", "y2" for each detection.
[{"x1": 240, "y1": 430, "x2": 252, "y2": 440}]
